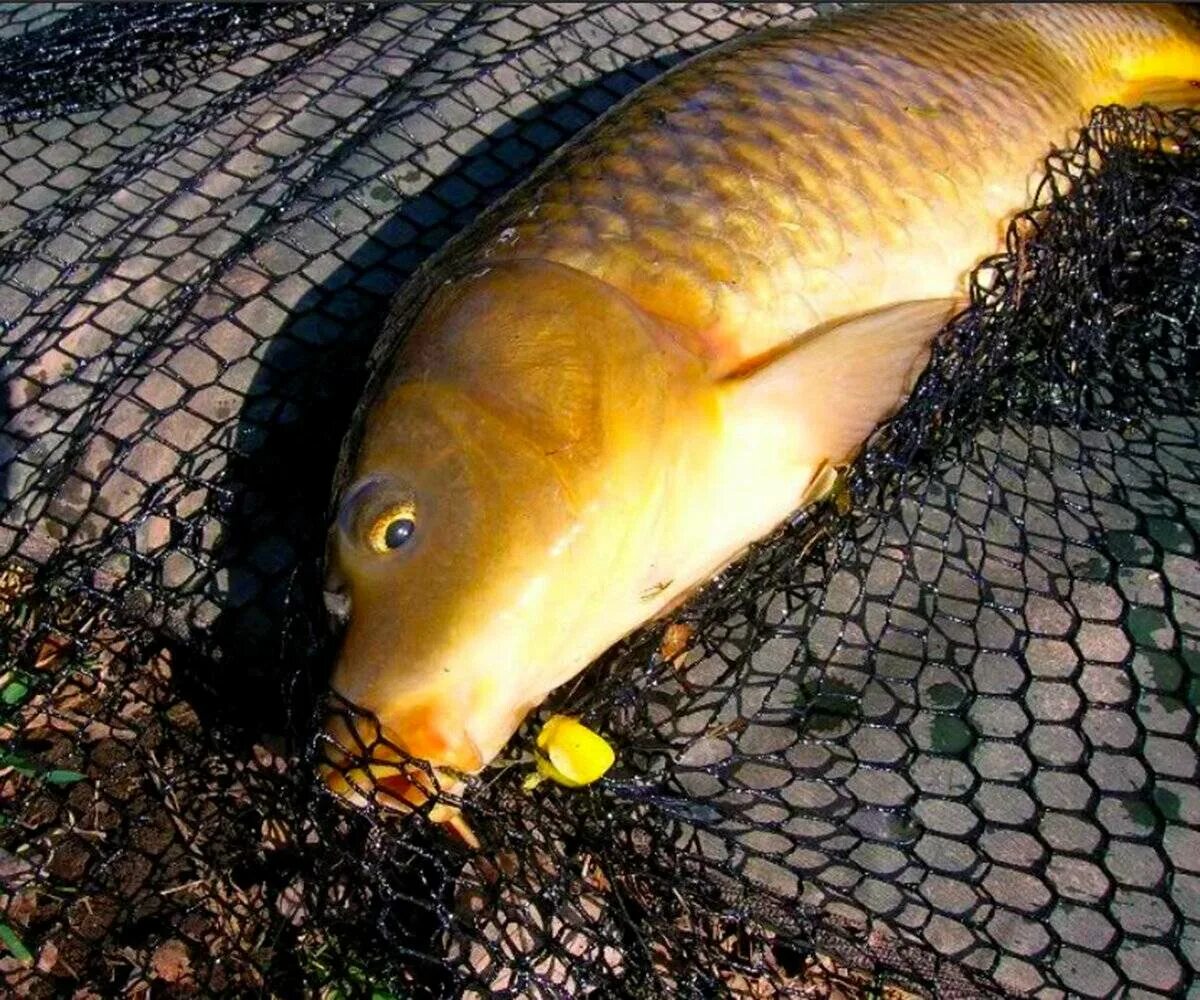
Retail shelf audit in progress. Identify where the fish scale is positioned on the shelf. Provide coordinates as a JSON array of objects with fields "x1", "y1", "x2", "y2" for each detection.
[
  {"x1": 324, "y1": 3, "x2": 1200, "y2": 838},
  {"x1": 459, "y1": 4, "x2": 1196, "y2": 374}
]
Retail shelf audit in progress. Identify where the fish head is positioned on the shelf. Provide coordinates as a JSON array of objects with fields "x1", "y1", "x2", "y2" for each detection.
[{"x1": 321, "y1": 259, "x2": 708, "y2": 806}]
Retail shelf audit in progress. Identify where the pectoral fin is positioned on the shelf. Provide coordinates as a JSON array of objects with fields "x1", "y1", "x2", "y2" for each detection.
[{"x1": 722, "y1": 298, "x2": 961, "y2": 473}]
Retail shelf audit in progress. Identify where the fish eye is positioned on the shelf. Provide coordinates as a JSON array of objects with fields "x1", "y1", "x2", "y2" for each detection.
[
  {"x1": 337, "y1": 477, "x2": 418, "y2": 555},
  {"x1": 368, "y1": 507, "x2": 417, "y2": 553}
]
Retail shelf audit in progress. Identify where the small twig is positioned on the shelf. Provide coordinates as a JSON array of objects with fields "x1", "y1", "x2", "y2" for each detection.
[{"x1": 159, "y1": 879, "x2": 205, "y2": 897}]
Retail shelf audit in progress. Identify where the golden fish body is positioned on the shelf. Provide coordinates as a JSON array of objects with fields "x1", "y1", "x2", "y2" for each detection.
[
  {"x1": 474, "y1": 3, "x2": 1200, "y2": 374},
  {"x1": 324, "y1": 4, "x2": 1200, "y2": 807}
]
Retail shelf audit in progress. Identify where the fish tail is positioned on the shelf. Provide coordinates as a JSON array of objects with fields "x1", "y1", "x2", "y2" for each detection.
[
  {"x1": 1104, "y1": 10, "x2": 1200, "y2": 109},
  {"x1": 1114, "y1": 74, "x2": 1200, "y2": 111}
]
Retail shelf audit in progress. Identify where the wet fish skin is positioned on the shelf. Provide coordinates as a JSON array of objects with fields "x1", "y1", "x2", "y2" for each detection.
[
  {"x1": 472, "y1": 3, "x2": 1200, "y2": 373},
  {"x1": 327, "y1": 258, "x2": 721, "y2": 776},
  {"x1": 323, "y1": 4, "x2": 1200, "y2": 813}
]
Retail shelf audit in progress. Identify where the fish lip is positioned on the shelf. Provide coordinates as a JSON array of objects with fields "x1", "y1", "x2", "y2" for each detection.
[
  {"x1": 318, "y1": 699, "x2": 422, "y2": 796},
  {"x1": 318, "y1": 696, "x2": 484, "y2": 847},
  {"x1": 318, "y1": 694, "x2": 479, "y2": 792}
]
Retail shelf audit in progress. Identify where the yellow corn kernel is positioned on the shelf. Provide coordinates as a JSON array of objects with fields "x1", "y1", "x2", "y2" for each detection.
[{"x1": 533, "y1": 715, "x2": 615, "y2": 788}]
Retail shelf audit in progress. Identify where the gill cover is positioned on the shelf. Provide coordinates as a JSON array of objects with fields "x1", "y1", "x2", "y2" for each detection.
[{"x1": 324, "y1": 259, "x2": 703, "y2": 777}]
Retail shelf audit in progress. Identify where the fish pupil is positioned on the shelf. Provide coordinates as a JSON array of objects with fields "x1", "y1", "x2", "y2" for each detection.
[{"x1": 384, "y1": 517, "x2": 415, "y2": 549}]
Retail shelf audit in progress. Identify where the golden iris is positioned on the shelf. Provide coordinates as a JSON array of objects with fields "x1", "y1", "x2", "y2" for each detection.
[{"x1": 366, "y1": 502, "x2": 417, "y2": 553}]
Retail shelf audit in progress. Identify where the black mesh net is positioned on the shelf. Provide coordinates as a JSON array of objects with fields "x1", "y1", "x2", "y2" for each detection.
[{"x1": 2, "y1": 4, "x2": 1199, "y2": 998}]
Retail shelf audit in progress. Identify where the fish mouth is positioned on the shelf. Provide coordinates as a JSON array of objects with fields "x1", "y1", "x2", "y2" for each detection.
[{"x1": 317, "y1": 697, "x2": 481, "y2": 848}]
